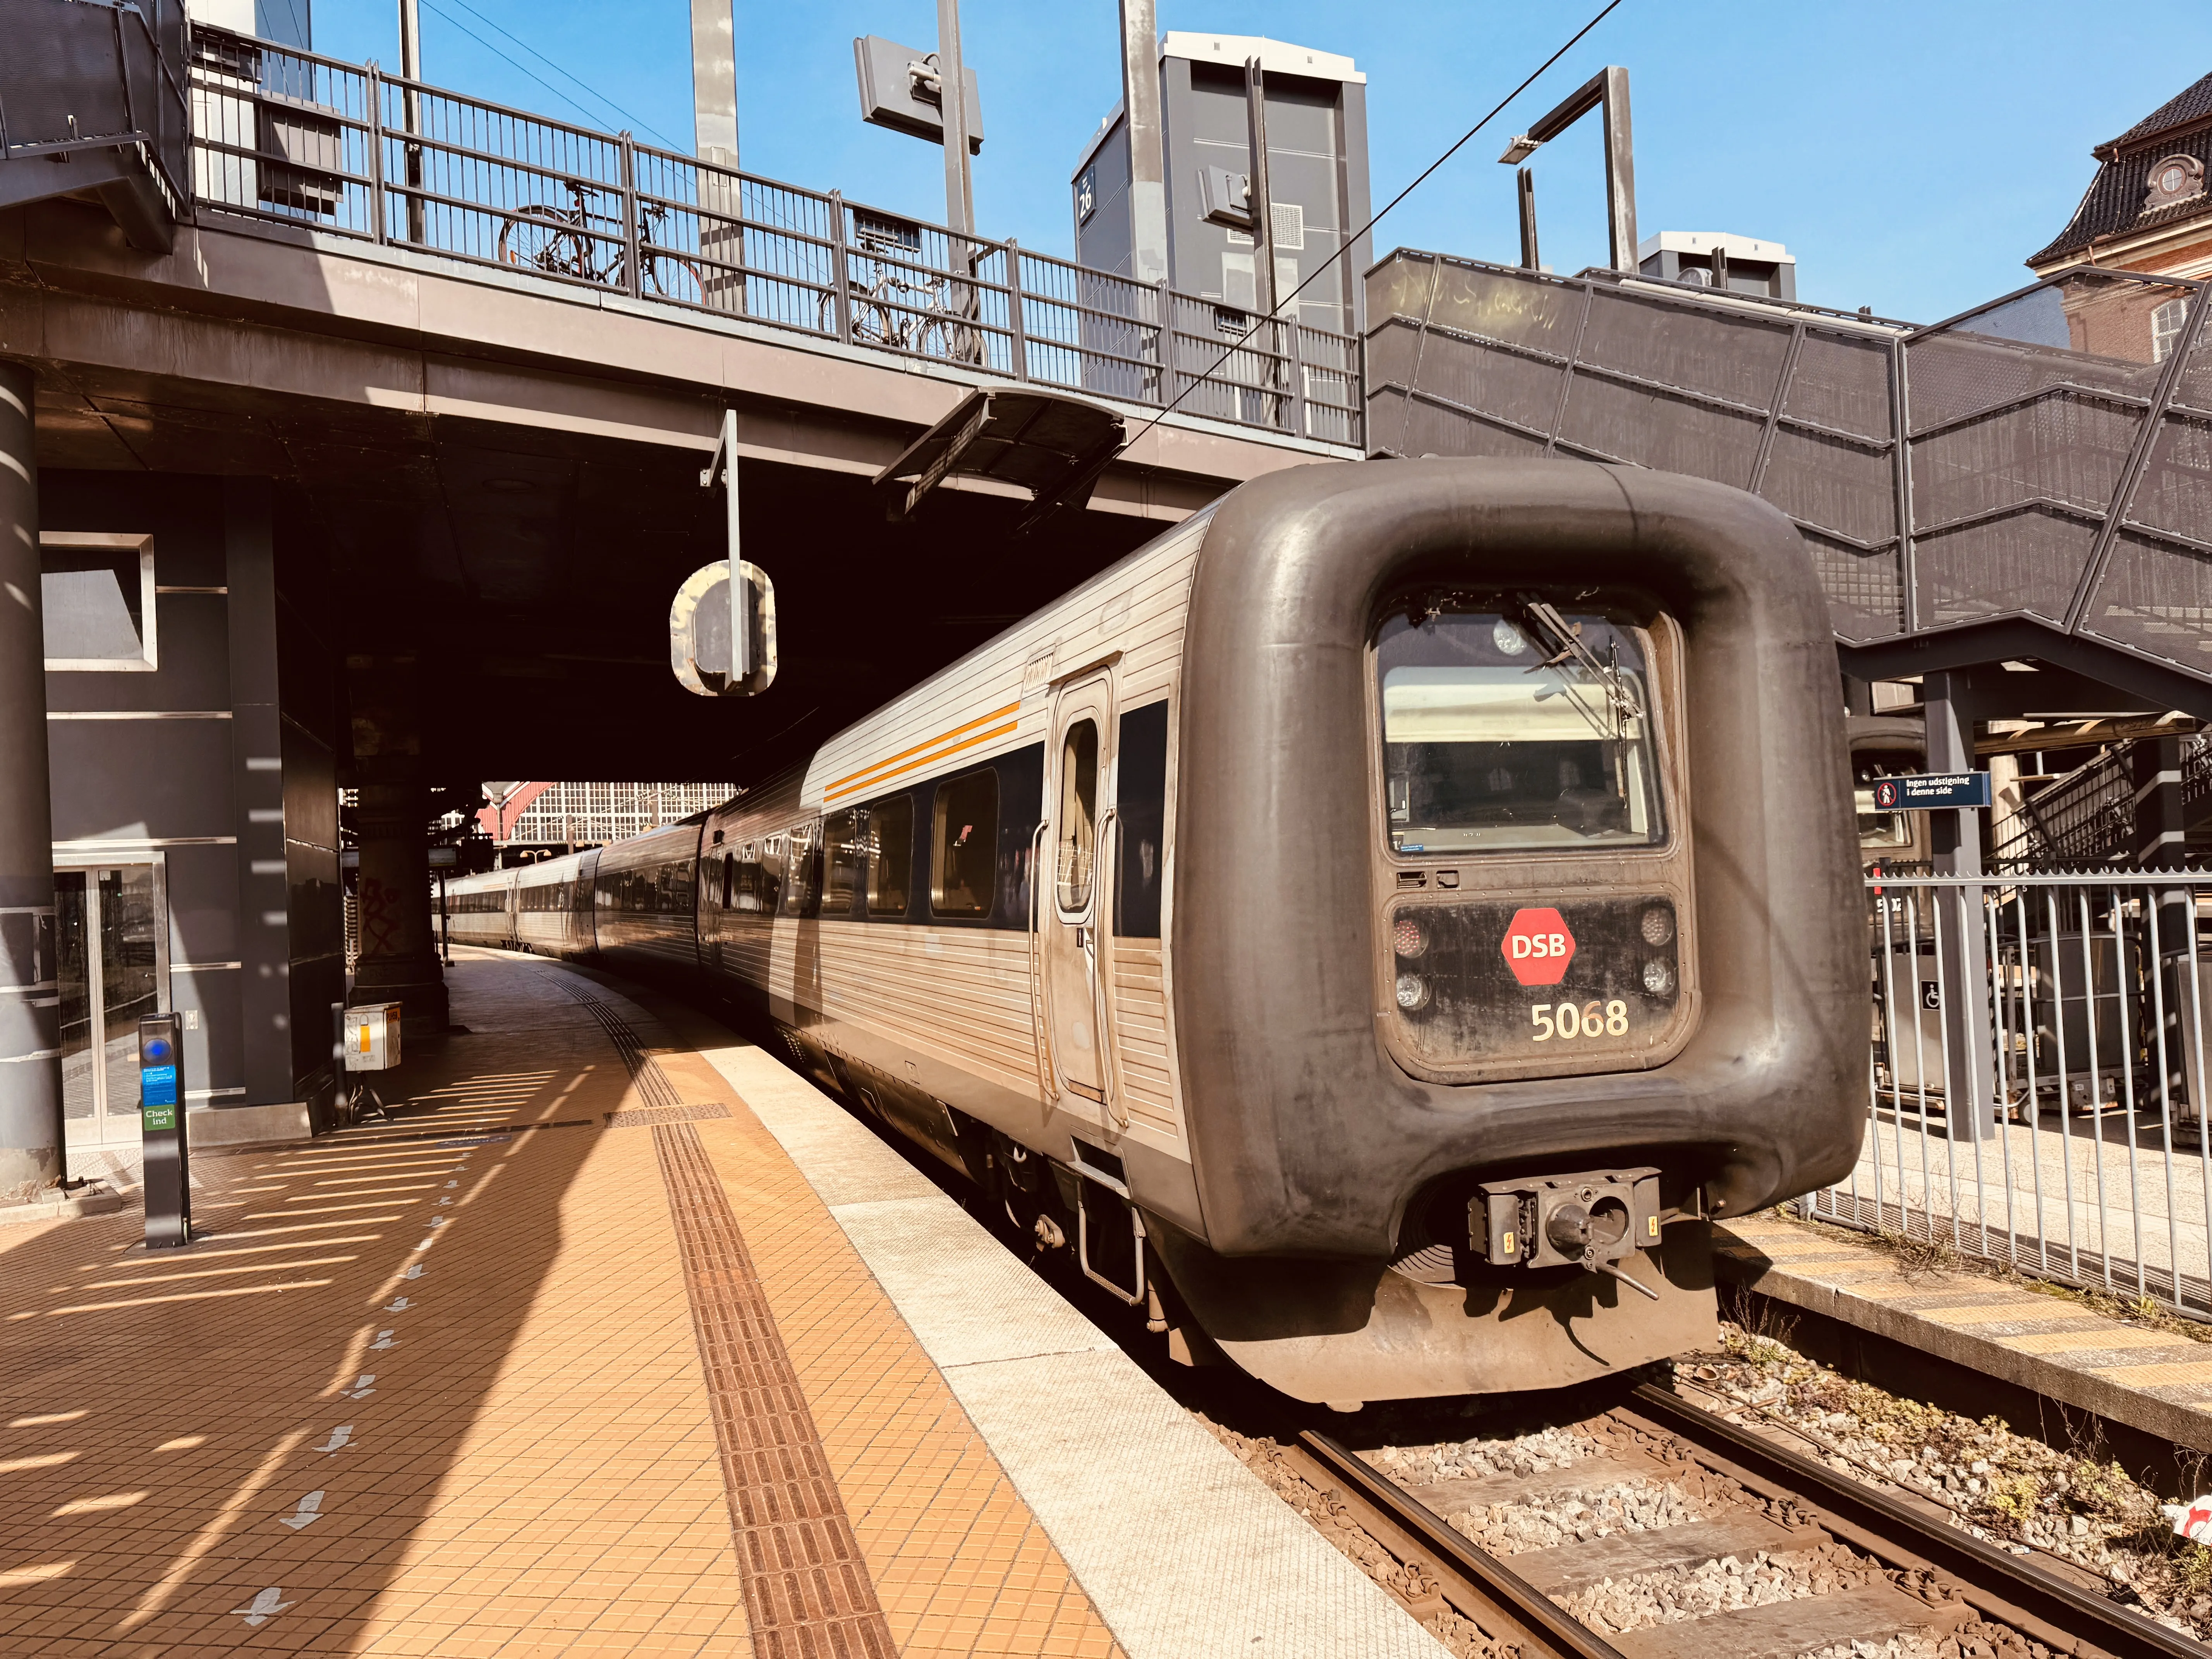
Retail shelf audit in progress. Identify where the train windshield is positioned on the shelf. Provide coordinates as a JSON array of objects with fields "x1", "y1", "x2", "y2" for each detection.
[{"x1": 1376, "y1": 609, "x2": 1665, "y2": 854}]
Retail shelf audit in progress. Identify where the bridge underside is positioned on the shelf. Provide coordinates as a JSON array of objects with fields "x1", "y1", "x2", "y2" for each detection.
[
  {"x1": 37, "y1": 401, "x2": 1162, "y2": 786},
  {"x1": 8, "y1": 195, "x2": 1339, "y2": 789}
]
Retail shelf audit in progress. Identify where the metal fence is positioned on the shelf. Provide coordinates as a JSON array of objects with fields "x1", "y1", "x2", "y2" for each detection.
[
  {"x1": 184, "y1": 25, "x2": 1361, "y2": 448},
  {"x1": 1808, "y1": 870, "x2": 2212, "y2": 1315},
  {"x1": 1368, "y1": 250, "x2": 2212, "y2": 695}
]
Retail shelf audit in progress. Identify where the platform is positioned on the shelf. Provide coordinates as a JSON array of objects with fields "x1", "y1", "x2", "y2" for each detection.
[
  {"x1": 1715, "y1": 1212, "x2": 2212, "y2": 1461},
  {"x1": 0, "y1": 950, "x2": 1431, "y2": 1657}
]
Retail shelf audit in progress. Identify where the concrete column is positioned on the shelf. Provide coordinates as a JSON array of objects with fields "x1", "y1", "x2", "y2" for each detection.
[
  {"x1": 1925, "y1": 672, "x2": 1997, "y2": 1142},
  {"x1": 1118, "y1": 0, "x2": 1168, "y2": 287},
  {"x1": 347, "y1": 656, "x2": 446, "y2": 1033},
  {"x1": 0, "y1": 359, "x2": 63, "y2": 1204},
  {"x1": 226, "y1": 480, "x2": 293, "y2": 1106}
]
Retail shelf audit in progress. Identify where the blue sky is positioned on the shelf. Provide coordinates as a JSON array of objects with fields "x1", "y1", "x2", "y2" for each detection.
[{"x1": 307, "y1": 0, "x2": 2212, "y2": 325}]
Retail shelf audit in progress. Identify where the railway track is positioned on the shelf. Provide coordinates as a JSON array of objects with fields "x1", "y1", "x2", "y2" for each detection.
[{"x1": 1269, "y1": 1384, "x2": 2202, "y2": 1659}]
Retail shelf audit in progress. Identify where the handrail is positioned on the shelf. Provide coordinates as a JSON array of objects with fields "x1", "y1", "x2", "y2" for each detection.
[{"x1": 180, "y1": 23, "x2": 1361, "y2": 448}]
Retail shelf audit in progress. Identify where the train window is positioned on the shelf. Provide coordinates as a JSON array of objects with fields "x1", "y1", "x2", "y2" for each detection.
[
  {"x1": 1055, "y1": 721, "x2": 1099, "y2": 913},
  {"x1": 1116, "y1": 701, "x2": 1170, "y2": 939},
  {"x1": 781, "y1": 823, "x2": 821, "y2": 918},
  {"x1": 869, "y1": 797, "x2": 914, "y2": 916},
  {"x1": 1855, "y1": 788, "x2": 1913, "y2": 848},
  {"x1": 720, "y1": 852, "x2": 735, "y2": 909},
  {"x1": 1375, "y1": 608, "x2": 1666, "y2": 854},
  {"x1": 931, "y1": 770, "x2": 998, "y2": 918},
  {"x1": 823, "y1": 811, "x2": 864, "y2": 912}
]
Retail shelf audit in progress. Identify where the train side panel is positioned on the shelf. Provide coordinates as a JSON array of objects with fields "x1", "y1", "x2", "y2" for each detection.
[{"x1": 699, "y1": 514, "x2": 1206, "y2": 1213}]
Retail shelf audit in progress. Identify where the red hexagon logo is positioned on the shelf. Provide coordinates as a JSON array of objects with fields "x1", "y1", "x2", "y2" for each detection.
[{"x1": 1501, "y1": 907, "x2": 1575, "y2": 987}]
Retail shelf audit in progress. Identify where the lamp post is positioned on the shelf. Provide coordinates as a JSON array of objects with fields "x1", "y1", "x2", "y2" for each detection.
[{"x1": 1496, "y1": 66, "x2": 1637, "y2": 274}]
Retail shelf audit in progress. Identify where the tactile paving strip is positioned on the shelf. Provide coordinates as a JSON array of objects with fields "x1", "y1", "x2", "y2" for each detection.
[
  {"x1": 606, "y1": 1102, "x2": 734, "y2": 1128},
  {"x1": 654, "y1": 1118, "x2": 897, "y2": 1659},
  {"x1": 558, "y1": 977, "x2": 896, "y2": 1657}
]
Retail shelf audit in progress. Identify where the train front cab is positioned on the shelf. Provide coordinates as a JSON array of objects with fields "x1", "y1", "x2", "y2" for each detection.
[{"x1": 1157, "y1": 460, "x2": 1867, "y2": 1405}]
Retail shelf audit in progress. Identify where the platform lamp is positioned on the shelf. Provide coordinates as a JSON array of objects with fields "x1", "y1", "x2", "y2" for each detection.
[{"x1": 1496, "y1": 65, "x2": 1637, "y2": 275}]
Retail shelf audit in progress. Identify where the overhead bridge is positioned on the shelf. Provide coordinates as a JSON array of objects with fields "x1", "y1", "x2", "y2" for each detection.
[{"x1": 1367, "y1": 250, "x2": 2212, "y2": 715}]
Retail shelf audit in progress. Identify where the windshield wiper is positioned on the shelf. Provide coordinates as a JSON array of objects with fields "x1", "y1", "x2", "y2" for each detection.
[{"x1": 1516, "y1": 597, "x2": 1645, "y2": 730}]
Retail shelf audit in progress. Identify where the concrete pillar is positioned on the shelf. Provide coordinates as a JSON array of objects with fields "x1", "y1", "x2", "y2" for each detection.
[
  {"x1": 0, "y1": 359, "x2": 63, "y2": 1204},
  {"x1": 1925, "y1": 672, "x2": 1997, "y2": 1142},
  {"x1": 225, "y1": 480, "x2": 293, "y2": 1106},
  {"x1": 347, "y1": 656, "x2": 447, "y2": 1033}
]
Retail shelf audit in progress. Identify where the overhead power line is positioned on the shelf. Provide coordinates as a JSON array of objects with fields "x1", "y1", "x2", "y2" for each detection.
[{"x1": 417, "y1": 0, "x2": 684, "y2": 150}]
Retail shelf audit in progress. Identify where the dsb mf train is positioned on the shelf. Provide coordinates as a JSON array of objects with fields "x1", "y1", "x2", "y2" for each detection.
[{"x1": 445, "y1": 460, "x2": 1867, "y2": 1406}]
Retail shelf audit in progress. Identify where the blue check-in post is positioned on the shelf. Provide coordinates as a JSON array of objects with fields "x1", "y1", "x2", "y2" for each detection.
[{"x1": 139, "y1": 1012, "x2": 191, "y2": 1248}]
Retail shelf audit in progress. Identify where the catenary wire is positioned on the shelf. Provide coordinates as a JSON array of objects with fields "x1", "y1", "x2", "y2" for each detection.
[
  {"x1": 1113, "y1": 0, "x2": 1627, "y2": 459},
  {"x1": 417, "y1": 0, "x2": 684, "y2": 150}
]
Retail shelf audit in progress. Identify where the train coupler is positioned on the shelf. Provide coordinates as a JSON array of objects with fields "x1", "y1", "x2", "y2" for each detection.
[{"x1": 1469, "y1": 1166, "x2": 1663, "y2": 1271}]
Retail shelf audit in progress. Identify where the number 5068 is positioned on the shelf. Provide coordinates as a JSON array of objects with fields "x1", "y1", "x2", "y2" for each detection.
[{"x1": 1532, "y1": 1000, "x2": 1628, "y2": 1040}]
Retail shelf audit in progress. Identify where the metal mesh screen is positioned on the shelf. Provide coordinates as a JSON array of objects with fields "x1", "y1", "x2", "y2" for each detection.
[{"x1": 1365, "y1": 249, "x2": 2212, "y2": 686}]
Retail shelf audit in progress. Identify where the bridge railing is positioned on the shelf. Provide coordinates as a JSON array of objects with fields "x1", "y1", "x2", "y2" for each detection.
[{"x1": 183, "y1": 25, "x2": 1361, "y2": 448}]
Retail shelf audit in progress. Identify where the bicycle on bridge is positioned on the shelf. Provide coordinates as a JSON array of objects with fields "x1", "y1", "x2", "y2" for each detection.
[{"x1": 498, "y1": 177, "x2": 706, "y2": 301}]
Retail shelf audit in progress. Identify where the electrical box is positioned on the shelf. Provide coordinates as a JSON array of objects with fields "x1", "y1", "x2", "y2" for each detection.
[
  {"x1": 343, "y1": 1002, "x2": 402, "y2": 1072},
  {"x1": 1071, "y1": 32, "x2": 1372, "y2": 335}
]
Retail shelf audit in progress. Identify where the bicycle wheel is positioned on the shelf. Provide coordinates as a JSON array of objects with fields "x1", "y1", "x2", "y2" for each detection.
[
  {"x1": 815, "y1": 283, "x2": 883, "y2": 342},
  {"x1": 915, "y1": 314, "x2": 983, "y2": 366},
  {"x1": 640, "y1": 252, "x2": 708, "y2": 306},
  {"x1": 498, "y1": 204, "x2": 592, "y2": 279}
]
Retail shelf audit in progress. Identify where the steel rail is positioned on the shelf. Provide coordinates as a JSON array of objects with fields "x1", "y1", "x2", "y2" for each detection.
[
  {"x1": 1296, "y1": 1429, "x2": 1628, "y2": 1659},
  {"x1": 1624, "y1": 1384, "x2": 2203, "y2": 1659}
]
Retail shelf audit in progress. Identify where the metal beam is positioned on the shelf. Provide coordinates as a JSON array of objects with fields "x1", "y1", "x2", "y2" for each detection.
[
  {"x1": 689, "y1": 0, "x2": 737, "y2": 166},
  {"x1": 1118, "y1": 0, "x2": 1169, "y2": 287},
  {"x1": 1243, "y1": 55, "x2": 1276, "y2": 316},
  {"x1": 936, "y1": 0, "x2": 974, "y2": 237},
  {"x1": 1523, "y1": 66, "x2": 1636, "y2": 273}
]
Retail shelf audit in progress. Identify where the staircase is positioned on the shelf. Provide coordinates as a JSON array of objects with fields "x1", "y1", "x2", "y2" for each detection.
[{"x1": 1992, "y1": 733, "x2": 2212, "y2": 869}]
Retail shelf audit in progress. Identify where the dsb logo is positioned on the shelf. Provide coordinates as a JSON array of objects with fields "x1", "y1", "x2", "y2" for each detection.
[{"x1": 1501, "y1": 907, "x2": 1576, "y2": 987}]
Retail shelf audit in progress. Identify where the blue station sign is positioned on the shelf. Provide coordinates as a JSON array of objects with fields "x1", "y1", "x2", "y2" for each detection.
[{"x1": 1870, "y1": 772, "x2": 1993, "y2": 811}]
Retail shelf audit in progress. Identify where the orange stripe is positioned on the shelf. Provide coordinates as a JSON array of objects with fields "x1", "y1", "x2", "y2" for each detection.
[
  {"x1": 825, "y1": 703, "x2": 1022, "y2": 796},
  {"x1": 824, "y1": 722, "x2": 1018, "y2": 802}
]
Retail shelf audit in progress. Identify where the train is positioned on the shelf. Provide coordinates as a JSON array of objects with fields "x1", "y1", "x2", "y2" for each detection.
[{"x1": 442, "y1": 459, "x2": 1868, "y2": 1407}]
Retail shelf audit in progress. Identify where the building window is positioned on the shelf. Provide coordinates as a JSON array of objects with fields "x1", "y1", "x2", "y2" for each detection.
[
  {"x1": 2153, "y1": 296, "x2": 2192, "y2": 364},
  {"x1": 41, "y1": 533, "x2": 158, "y2": 672}
]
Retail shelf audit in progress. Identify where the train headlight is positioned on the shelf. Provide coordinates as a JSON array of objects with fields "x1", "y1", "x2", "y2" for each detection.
[
  {"x1": 1395, "y1": 973, "x2": 1430, "y2": 1012},
  {"x1": 1640, "y1": 905, "x2": 1675, "y2": 947},
  {"x1": 1393, "y1": 915, "x2": 1426, "y2": 958},
  {"x1": 1642, "y1": 958, "x2": 1676, "y2": 996}
]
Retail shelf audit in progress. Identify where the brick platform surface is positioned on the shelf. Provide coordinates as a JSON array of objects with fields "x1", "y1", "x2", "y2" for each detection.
[{"x1": 0, "y1": 952, "x2": 1123, "y2": 1657}]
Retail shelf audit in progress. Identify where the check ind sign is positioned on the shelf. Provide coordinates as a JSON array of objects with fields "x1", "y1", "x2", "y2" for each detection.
[{"x1": 1870, "y1": 772, "x2": 1992, "y2": 811}]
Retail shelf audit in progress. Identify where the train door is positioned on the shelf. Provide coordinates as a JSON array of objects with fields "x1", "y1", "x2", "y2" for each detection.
[{"x1": 1042, "y1": 673, "x2": 1118, "y2": 1125}]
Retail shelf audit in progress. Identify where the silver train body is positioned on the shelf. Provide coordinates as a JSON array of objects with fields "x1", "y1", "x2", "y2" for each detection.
[{"x1": 444, "y1": 461, "x2": 1867, "y2": 1405}]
